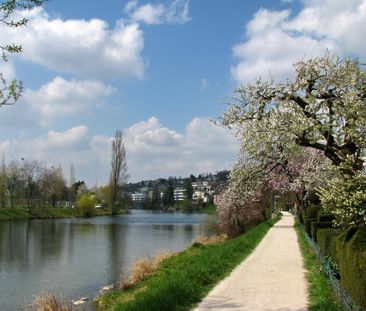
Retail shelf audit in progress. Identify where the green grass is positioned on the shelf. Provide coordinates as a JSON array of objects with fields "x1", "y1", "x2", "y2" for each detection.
[
  {"x1": 198, "y1": 205, "x2": 217, "y2": 214},
  {"x1": 95, "y1": 216, "x2": 280, "y2": 311},
  {"x1": 294, "y1": 221, "x2": 342, "y2": 311},
  {"x1": 0, "y1": 208, "x2": 30, "y2": 220}
]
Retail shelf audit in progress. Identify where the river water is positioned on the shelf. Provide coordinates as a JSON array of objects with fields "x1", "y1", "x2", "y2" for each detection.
[{"x1": 0, "y1": 210, "x2": 209, "y2": 310}]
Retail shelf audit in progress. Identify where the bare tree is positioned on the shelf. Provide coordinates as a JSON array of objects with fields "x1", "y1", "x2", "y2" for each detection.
[
  {"x1": 39, "y1": 165, "x2": 67, "y2": 207},
  {"x1": 22, "y1": 160, "x2": 42, "y2": 210},
  {"x1": 7, "y1": 160, "x2": 21, "y2": 208},
  {"x1": 109, "y1": 130, "x2": 128, "y2": 212}
]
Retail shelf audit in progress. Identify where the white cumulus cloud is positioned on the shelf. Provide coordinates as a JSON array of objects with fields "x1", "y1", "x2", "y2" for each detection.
[
  {"x1": 0, "y1": 77, "x2": 115, "y2": 128},
  {"x1": 0, "y1": 7, "x2": 145, "y2": 79},
  {"x1": 232, "y1": 0, "x2": 366, "y2": 84},
  {"x1": 124, "y1": 0, "x2": 190, "y2": 25},
  {"x1": 43, "y1": 126, "x2": 89, "y2": 149}
]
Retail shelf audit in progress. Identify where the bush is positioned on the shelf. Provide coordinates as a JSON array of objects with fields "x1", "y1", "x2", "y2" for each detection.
[
  {"x1": 317, "y1": 228, "x2": 342, "y2": 262},
  {"x1": 31, "y1": 293, "x2": 71, "y2": 311},
  {"x1": 336, "y1": 227, "x2": 366, "y2": 309},
  {"x1": 305, "y1": 189, "x2": 321, "y2": 206},
  {"x1": 173, "y1": 199, "x2": 194, "y2": 212},
  {"x1": 305, "y1": 204, "x2": 321, "y2": 219},
  {"x1": 304, "y1": 218, "x2": 316, "y2": 237},
  {"x1": 310, "y1": 221, "x2": 333, "y2": 243},
  {"x1": 317, "y1": 212, "x2": 336, "y2": 223},
  {"x1": 77, "y1": 195, "x2": 97, "y2": 217}
]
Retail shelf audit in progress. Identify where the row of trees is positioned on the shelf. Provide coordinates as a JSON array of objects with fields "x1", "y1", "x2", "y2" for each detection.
[
  {"x1": 0, "y1": 130, "x2": 129, "y2": 212},
  {"x1": 0, "y1": 158, "x2": 69, "y2": 209},
  {"x1": 218, "y1": 52, "x2": 366, "y2": 236}
]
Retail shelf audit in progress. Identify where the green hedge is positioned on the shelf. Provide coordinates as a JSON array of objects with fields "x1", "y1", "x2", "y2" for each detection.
[
  {"x1": 311, "y1": 221, "x2": 333, "y2": 243},
  {"x1": 304, "y1": 217, "x2": 317, "y2": 237},
  {"x1": 317, "y1": 213, "x2": 335, "y2": 223},
  {"x1": 337, "y1": 227, "x2": 366, "y2": 309},
  {"x1": 305, "y1": 204, "x2": 321, "y2": 218},
  {"x1": 317, "y1": 228, "x2": 342, "y2": 262},
  {"x1": 317, "y1": 227, "x2": 366, "y2": 309}
]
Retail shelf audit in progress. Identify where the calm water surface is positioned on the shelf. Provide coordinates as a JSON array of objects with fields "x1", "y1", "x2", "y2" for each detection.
[{"x1": 0, "y1": 209, "x2": 208, "y2": 310}]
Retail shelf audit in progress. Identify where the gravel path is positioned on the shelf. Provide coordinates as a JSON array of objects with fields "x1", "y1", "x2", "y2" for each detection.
[{"x1": 193, "y1": 212, "x2": 308, "y2": 311}]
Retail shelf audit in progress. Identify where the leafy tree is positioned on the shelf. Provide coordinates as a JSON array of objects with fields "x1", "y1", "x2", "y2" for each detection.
[
  {"x1": 77, "y1": 194, "x2": 97, "y2": 217},
  {"x1": 149, "y1": 187, "x2": 161, "y2": 210},
  {"x1": 216, "y1": 170, "x2": 230, "y2": 182},
  {"x1": 183, "y1": 179, "x2": 193, "y2": 200},
  {"x1": 109, "y1": 130, "x2": 128, "y2": 212},
  {"x1": 0, "y1": 0, "x2": 47, "y2": 107},
  {"x1": 163, "y1": 180, "x2": 175, "y2": 207}
]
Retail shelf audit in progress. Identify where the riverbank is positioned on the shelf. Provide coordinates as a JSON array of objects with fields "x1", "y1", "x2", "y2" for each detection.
[
  {"x1": 0, "y1": 207, "x2": 126, "y2": 221},
  {"x1": 95, "y1": 216, "x2": 280, "y2": 311}
]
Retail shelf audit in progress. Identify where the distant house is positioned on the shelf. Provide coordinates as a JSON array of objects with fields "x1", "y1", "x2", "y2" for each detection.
[
  {"x1": 174, "y1": 188, "x2": 187, "y2": 201},
  {"x1": 131, "y1": 192, "x2": 145, "y2": 202},
  {"x1": 193, "y1": 190, "x2": 209, "y2": 203}
]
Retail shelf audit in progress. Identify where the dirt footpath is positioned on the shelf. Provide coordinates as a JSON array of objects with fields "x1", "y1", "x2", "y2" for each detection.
[{"x1": 193, "y1": 212, "x2": 308, "y2": 311}]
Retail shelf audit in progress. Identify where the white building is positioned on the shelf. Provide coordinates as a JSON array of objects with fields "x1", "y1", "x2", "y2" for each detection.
[
  {"x1": 193, "y1": 190, "x2": 209, "y2": 203},
  {"x1": 174, "y1": 188, "x2": 187, "y2": 201},
  {"x1": 131, "y1": 192, "x2": 145, "y2": 202}
]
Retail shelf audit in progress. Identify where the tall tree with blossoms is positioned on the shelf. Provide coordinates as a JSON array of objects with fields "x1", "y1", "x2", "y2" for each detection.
[{"x1": 221, "y1": 52, "x2": 366, "y2": 226}]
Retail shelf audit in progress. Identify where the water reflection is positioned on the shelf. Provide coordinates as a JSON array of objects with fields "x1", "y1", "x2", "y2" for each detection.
[{"x1": 0, "y1": 210, "x2": 207, "y2": 311}]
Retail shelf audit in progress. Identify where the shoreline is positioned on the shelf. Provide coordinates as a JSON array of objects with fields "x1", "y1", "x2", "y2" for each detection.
[{"x1": 0, "y1": 207, "x2": 127, "y2": 221}]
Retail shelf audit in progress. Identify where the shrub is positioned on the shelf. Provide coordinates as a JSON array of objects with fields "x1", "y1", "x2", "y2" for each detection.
[
  {"x1": 30, "y1": 293, "x2": 71, "y2": 311},
  {"x1": 317, "y1": 228, "x2": 342, "y2": 262},
  {"x1": 173, "y1": 199, "x2": 194, "y2": 212},
  {"x1": 320, "y1": 256, "x2": 340, "y2": 279},
  {"x1": 192, "y1": 234, "x2": 227, "y2": 245},
  {"x1": 120, "y1": 252, "x2": 176, "y2": 289},
  {"x1": 311, "y1": 221, "x2": 333, "y2": 243},
  {"x1": 336, "y1": 227, "x2": 366, "y2": 309},
  {"x1": 317, "y1": 212, "x2": 336, "y2": 223},
  {"x1": 304, "y1": 204, "x2": 321, "y2": 219},
  {"x1": 304, "y1": 218, "x2": 316, "y2": 237},
  {"x1": 77, "y1": 195, "x2": 97, "y2": 217},
  {"x1": 199, "y1": 215, "x2": 220, "y2": 237}
]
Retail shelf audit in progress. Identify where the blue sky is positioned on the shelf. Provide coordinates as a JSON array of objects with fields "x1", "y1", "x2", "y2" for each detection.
[{"x1": 0, "y1": 0, "x2": 365, "y2": 185}]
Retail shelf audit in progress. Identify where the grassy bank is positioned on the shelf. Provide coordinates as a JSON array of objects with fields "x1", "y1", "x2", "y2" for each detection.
[
  {"x1": 294, "y1": 221, "x2": 341, "y2": 311},
  {"x1": 198, "y1": 205, "x2": 217, "y2": 214},
  {"x1": 95, "y1": 216, "x2": 280, "y2": 311},
  {"x1": 0, "y1": 207, "x2": 126, "y2": 221}
]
